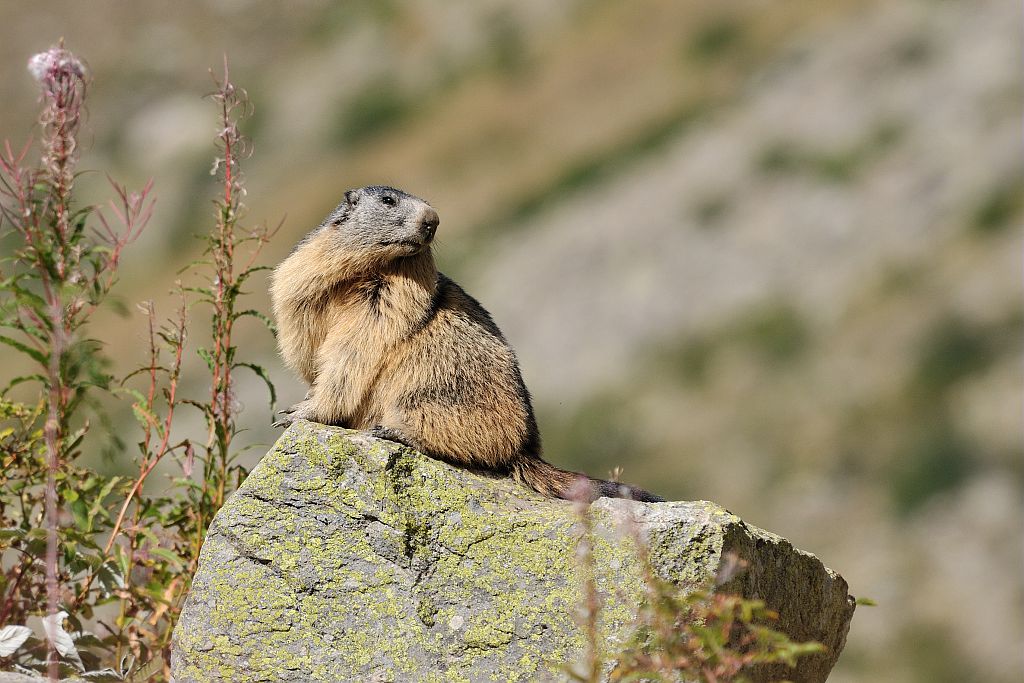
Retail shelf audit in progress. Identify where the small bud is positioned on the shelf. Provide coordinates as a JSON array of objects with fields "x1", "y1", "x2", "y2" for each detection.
[{"x1": 182, "y1": 442, "x2": 195, "y2": 478}]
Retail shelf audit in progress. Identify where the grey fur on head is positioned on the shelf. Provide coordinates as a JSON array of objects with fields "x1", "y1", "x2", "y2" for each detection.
[{"x1": 317, "y1": 185, "x2": 440, "y2": 261}]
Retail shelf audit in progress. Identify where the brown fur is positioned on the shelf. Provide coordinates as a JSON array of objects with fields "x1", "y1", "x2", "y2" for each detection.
[{"x1": 271, "y1": 185, "x2": 662, "y2": 503}]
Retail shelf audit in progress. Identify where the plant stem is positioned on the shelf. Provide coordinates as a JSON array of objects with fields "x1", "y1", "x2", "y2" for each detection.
[{"x1": 43, "y1": 296, "x2": 63, "y2": 682}]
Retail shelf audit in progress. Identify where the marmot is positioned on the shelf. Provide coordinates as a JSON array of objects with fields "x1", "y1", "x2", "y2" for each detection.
[{"x1": 271, "y1": 185, "x2": 662, "y2": 503}]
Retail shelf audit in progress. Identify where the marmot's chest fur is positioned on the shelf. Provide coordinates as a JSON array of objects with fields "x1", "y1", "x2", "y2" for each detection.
[{"x1": 271, "y1": 185, "x2": 661, "y2": 502}]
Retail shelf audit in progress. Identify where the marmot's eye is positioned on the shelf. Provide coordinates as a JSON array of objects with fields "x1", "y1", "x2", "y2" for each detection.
[{"x1": 381, "y1": 195, "x2": 396, "y2": 207}]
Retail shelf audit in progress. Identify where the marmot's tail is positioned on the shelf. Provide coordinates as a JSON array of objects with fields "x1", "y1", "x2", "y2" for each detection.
[{"x1": 512, "y1": 458, "x2": 664, "y2": 503}]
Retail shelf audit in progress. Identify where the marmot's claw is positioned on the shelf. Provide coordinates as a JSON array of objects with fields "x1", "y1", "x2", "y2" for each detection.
[
  {"x1": 275, "y1": 400, "x2": 314, "y2": 428},
  {"x1": 369, "y1": 425, "x2": 418, "y2": 450}
]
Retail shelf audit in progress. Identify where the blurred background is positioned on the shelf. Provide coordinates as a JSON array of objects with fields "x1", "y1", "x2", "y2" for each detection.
[{"x1": 0, "y1": 1, "x2": 1020, "y2": 680}]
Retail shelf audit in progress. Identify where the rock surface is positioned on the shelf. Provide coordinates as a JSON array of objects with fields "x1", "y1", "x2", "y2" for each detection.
[{"x1": 171, "y1": 421, "x2": 855, "y2": 682}]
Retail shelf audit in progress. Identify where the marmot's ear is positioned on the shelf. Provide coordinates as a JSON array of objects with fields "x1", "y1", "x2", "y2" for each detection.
[{"x1": 344, "y1": 189, "x2": 360, "y2": 207}]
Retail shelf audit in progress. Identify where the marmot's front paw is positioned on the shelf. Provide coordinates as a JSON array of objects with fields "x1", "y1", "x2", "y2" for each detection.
[
  {"x1": 273, "y1": 400, "x2": 314, "y2": 428},
  {"x1": 369, "y1": 425, "x2": 420, "y2": 451}
]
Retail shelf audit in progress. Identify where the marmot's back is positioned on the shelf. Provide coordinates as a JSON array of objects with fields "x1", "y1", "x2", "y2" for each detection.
[
  {"x1": 271, "y1": 185, "x2": 662, "y2": 503},
  {"x1": 373, "y1": 275, "x2": 540, "y2": 471}
]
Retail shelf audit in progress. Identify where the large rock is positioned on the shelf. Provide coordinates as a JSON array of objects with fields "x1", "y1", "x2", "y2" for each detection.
[{"x1": 171, "y1": 421, "x2": 854, "y2": 682}]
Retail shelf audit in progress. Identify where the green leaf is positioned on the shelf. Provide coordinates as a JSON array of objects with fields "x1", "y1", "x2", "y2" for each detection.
[
  {"x1": 25, "y1": 528, "x2": 48, "y2": 556},
  {"x1": 0, "y1": 334, "x2": 47, "y2": 364},
  {"x1": 65, "y1": 426, "x2": 88, "y2": 454},
  {"x1": 197, "y1": 346, "x2": 215, "y2": 372},
  {"x1": 239, "y1": 264, "x2": 273, "y2": 278},
  {"x1": 235, "y1": 265, "x2": 271, "y2": 288},
  {"x1": 148, "y1": 547, "x2": 184, "y2": 569},
  {"x1": 179, "y1": 397, "x2": 214, "y2": 418},
  {"x1": 5, "y1": 281, "x2": 49, "y2": 311},
  {"x1": 117, "y1": 387, "x2": 150, "y2": 407},
  {"x1": 113, "y1": 545, "x2": 131, "y2": 582},
  {"x1": 3, "y1": 373, "x2": 46, "y2": 391},
  {"x1": 131, "y1": 403, "x2": 161, "y2": 434},
  {"x1": 87, "y1": 476, "x2": 123, "y2": 529},
  {"x1": 96, "y1": 562, "x2": 125, "y2": 594},
  {"x1": 233, "y1": 361, "x2": 277, "y2": 411},
  {"x1": 129, "y1": 653, "x2": 166, "y2": 681},
  {"x1": 177, "y1": 258, "x2": 212, "y2": 275},
  {"x1": 69, "y1": 498, "x2": 90, "y2": 533},
  {"x1": 182, "y1": 285, "x2": 215, "y2": 301},
  {"x1": 233, "y1": 308, "x2": 276, "y2": 333}
]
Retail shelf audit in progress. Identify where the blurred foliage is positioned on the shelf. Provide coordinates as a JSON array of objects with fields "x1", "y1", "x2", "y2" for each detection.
[
  {"x1": 687, "y1": 16, "x2": 745, "y2": 64},
  {"x1": 670, "y1": 334, "x2": 717, "y2": 387},
  {"x1": 911, "y1": 315, "x2": 996, "y2": 398},
  {"x1": 656, "y1": 301, "x2": 811, "y2": 388},
  {"x1": 732, "y1": 303, "x2": 810, "y2": 366},
  {"x1": 758, "y1": 121, "x2": 905, "y2": 184},
  {"x1": 900, "y1": 627, "x2": 977, "y2": 683},
  {"x1": 890, "y1": 421, "x2": 975, "y2": 516},
  {"x1": 543, "y1": 394, "x2": 644, "y2": 481},
  {"x1": 885, "y1": 311, "x2": 1021, "y2": 514},
  {"x1": 970, "y1": 174, "x2": 1023, "y2": 236},
  {"x1": 485, "y1": 10, "x2": 531, "y2": 77}
]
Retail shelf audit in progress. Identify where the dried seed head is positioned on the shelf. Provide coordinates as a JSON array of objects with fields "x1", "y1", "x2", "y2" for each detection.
[{"x1": 27, "y1": 47, "x2": 86, "y2": 91}]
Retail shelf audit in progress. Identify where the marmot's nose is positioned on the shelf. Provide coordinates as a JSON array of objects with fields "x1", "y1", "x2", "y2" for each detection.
[{"x1": 421, "y1": 208, "x2": 439, "y2": 238}]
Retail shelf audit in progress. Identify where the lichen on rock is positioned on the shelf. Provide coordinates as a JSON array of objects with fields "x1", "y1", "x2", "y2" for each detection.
[{"x1": 171, "y1": 421, "x2": 854, "y2": 682}]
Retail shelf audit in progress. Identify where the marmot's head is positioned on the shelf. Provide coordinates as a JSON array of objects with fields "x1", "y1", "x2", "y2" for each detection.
[{"x1": 319, "y1": 185, "x2": 439, "y2": 262}]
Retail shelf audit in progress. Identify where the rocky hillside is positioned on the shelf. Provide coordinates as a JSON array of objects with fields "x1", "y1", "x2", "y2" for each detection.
[{"x1": 0, "y1": 1, "x2": 1019, "y2": 681}]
